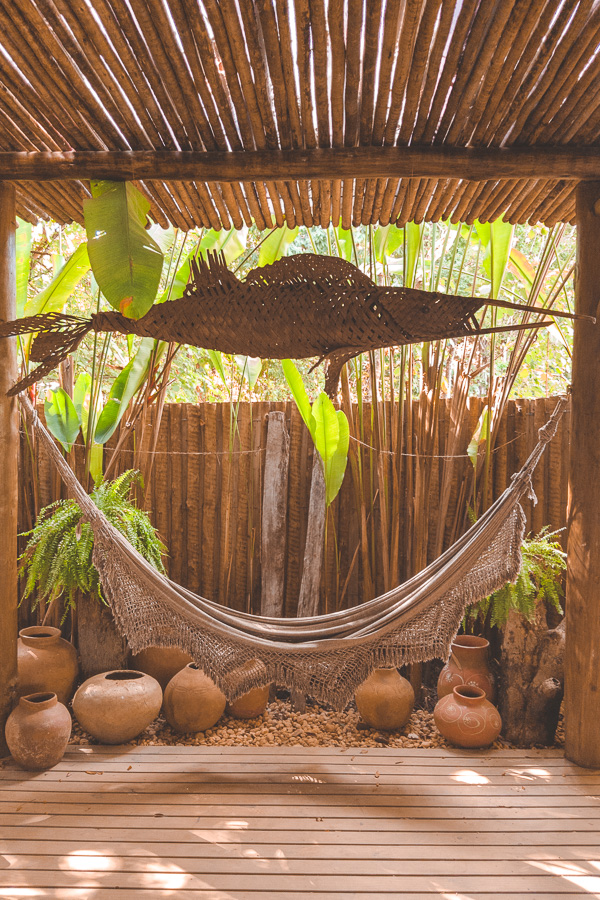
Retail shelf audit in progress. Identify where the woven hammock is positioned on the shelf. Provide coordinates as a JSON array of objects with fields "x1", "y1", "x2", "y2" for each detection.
[
  {"x1": 19, "y1": 394, "x2": 568, "y2": 711},
  {"x1": 0, "y1": 252, "x2": 574, "y2": 397}
]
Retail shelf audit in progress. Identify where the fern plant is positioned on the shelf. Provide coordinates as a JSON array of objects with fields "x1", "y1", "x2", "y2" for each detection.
[
  {"x1": 465, "y1": 528, "x2": 566, "y2": 630},
  {"x1": 19, "y1": 469, "x2": 166, "y2": 619}
]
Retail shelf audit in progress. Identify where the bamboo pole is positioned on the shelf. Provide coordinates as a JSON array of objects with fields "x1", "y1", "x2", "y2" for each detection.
[
  {"x1": 565, "y1": 180, "x2": 600, "y2": 768},
  {"x1": 0, "y1": 182, "x2": 17, "y2": 754}
]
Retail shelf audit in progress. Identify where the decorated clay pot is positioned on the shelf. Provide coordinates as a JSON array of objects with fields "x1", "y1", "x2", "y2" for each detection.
[
  {"x1": 437, "y1": 635, "x2": 496, "y2": 702},
  {"x1": 434, "y1": 685, "x2": 502, "y2": 749},
  {"x1": 131, "y1": 646, "x2": 193, "y2": 690},
  {"x1": 225, "y1": 660, "x2": 270, "y2": 720},
  {"x1": 72, "y1": 670, "x2": 162, "y2": 744},
  {"x1": 5, "y1": 691, "x2": 71, "y2": 771},
  {"x1": 164, "y1": 664, "x2": 226, "y2": 733},
  {"x1": 17, "y1": 626, "x2": 79, "y2": 706},
  {"x1": 354, "y1": 667, "x2": 415, "y2": 731}
]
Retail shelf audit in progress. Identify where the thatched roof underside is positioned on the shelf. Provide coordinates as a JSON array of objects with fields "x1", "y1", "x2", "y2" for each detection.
[{"x1": 2, "y1": 0, "x2": 599, "y2": 230}]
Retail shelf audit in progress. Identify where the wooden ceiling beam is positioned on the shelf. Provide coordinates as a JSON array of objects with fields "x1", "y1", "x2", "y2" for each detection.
[{"x1": 0, "y1": 147, "x2": 599, "y2": 182}]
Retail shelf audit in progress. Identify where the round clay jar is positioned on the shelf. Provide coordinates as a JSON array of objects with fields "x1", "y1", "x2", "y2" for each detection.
[
  {"x1": 225, "y1": 659, "x2": 270, "y2": 720},
  {"x1": 163, "y1": 663, "x2": 226, "y2": 733},
  {"x1": 434, "y1": 684, "x2": 502, "y2": 749},
  {"x1": 72, "y1": 670, "x2": 162, "y2": 744},
  {"x1": 6, "y1": 691, "x2": 71, "y2": 771},
  {"x1": 131, "y1": 646, "x2": 193, "y2": 690},
  {"x1": 437, "y1": 635, "x2": 496, "y2": 702},
  {"x1": 17, "y1": 625, "x2": 79, "y2": 705},
  {"x1": 354, "y1": 667, "x2": 415, "y2": 731}
]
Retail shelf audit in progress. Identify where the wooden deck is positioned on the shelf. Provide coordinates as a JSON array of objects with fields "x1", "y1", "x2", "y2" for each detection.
[{"x1": 0, "y1": 746, "x2": 598, "y2": 898}]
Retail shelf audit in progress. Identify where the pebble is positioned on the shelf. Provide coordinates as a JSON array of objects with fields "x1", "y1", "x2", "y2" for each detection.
[{"x1": 68, "y1": 697, "x2": 558, "y2": 751}]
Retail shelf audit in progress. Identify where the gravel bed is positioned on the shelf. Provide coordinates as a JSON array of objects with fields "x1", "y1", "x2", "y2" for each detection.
[{"x1": 69, "y1": 697, "x2": 563, "y2": 750}]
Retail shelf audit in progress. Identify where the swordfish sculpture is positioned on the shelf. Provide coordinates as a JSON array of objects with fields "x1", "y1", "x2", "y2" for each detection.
[{"x1": 0, "y1": 252, "x2": 588, "y2": 397}]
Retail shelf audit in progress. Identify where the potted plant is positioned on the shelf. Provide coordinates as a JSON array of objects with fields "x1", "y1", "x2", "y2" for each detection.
[
  {"x1": 465, "y1": 528, "x2": 566, "y2": 746},
  {"x1": 19, "y1": 469, "x2": 166, "y2": 678}
]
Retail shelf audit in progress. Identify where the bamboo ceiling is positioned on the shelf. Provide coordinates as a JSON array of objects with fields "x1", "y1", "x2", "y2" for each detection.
[{"x1": 2, "y1": 0, "x2": 599, "y2": 230}]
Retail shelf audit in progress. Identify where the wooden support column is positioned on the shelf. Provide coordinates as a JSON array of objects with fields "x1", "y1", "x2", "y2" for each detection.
[
  {"x1": 565, "y1": 180, "x2": 600, "y2": 767},
  {"x1": 0, "y1": 183, "x2": 17, "y2": 755}
]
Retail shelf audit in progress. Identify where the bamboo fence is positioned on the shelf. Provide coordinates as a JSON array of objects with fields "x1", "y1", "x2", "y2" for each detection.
[{"x1": 17, "y1": 395, "x2": 570, "y2": 627}]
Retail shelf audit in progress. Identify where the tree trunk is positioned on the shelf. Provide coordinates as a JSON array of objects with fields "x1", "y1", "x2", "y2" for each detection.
[
  {"x1": 499, "y1": 603, "x2": 565, "y2": 747},
  {"x1": 77, "y1": 595, "x2": 130, "y2": 679}
]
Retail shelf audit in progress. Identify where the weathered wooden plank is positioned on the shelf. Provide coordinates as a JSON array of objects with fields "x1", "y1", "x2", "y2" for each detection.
[
  {"x1": 1, "y1": 799, "x2": 599, "y2": 818},
  {"x1": 2, "y1": 813, "x2": 599, "y2": 831},
  {"x1": 261, "y1": 411, "x2": 289, "y2": 616},
  {"x1": 3, "y1": 825, "x2": 597, "y2": 845},
  {"x1": 0, "y1": 870, "x2": 598, "y2": 892}
]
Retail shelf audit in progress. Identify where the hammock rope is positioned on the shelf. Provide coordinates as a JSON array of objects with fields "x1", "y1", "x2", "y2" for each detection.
[{"x1": 19, "y1": 393, "x2": 568, "y2": 710}]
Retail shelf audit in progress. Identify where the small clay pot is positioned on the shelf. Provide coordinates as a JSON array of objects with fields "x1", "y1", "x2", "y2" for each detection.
[
  {"x1": 354, "y1": 668, "x2": 415, "y2": 731},
  {"x1": 164, "y1": 664, "x2": 226, "y2": 733},
  {"x1": 72, "y1": 670, "x2": 162, "y2": 744},
  {"x1": 5, "y1": 692, "x2": 71, "y2": 771},
  {"x1": 17, "y1": 626, "x2": 79, "y2": 705},
  {"x1": 434, "y1": 685, "x2": 502, "y2": 749},
  {"x1": 437, "y1": 635, "x2": 496, "y2": 702},
  {"x1": 225, "y1": 660, "x2": 270, "y2": 720},
  {"x1": 131, "y1": 646, "x2": 193, "y2": 690}
]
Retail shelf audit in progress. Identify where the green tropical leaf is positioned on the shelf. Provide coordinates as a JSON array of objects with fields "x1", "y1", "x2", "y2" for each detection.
[
  {"x1": 325, "y1": 409, "x2": 349, "y2": 506},
  {"x1": 475, "y1": 217, "x2": 514, "y2": 297},
  {"x1": 403, "y1": 222, "x2": 423, "y2": 287},
  {"x1": 335, "y1": 224, "x2": 353, "y2": 261},
  {"x1": 234, "y1": 355, "x2": 262, "y2": 391},
  {"x1": 84, "y1": 181, "x2": 163, "y2": 319},
  {"x1": 25, "y1": 243, "x2": 90, "y2": 318},
  {"x1": 16, "y1": 218, "x2": 32, "y2": 318},
  {"x1": 207, "y1": 349, "x2": 228, "y2": 388},
  {"x1": 258, "y1": 225, "x2": 299, "y2": 266},
  {"x1": 282, "y1": 359, "x2": 312, "y2": 431},
  {"x1": 44, "y1": 388, "x2": 81, "y2": 452},
  {"x1": 467, "y1": 407, "x2": 490, "y2": 472},
  {"x1": 72, "y1": 373, "x2": 91, "y2": 425},
  {"x1": 200, "y1": 227, "x2": 248, "y2": 265},
  {"x1": 89, "y1": 443, "x2": 104, "y2": 486},
  {"x1": 310, "y1": 392, "x2": 340, "y2": 466},
  {"x1": 374, "y1": 225, "x2": 404, "y2": 263},
  {"x1": 94, "y1": 338, "x2": 157, "y2": 444}
]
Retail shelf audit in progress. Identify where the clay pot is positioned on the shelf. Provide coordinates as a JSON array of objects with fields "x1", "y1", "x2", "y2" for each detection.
[
  {"x1": 434, "y1": 685, "x2": 502, "y2": 749},
  {"x1": 437, "y1": 635, "x2": 496, "y2": 702},
  {"x1": 72, "y1": 670, "x2": 162, "y2": 744},
  {"x1": 164, "y1": 664, "x2": 226, "y2": 733},
  {"x1": 131, "y1": 646, "x2": 193, "y2": 690},
  {"x1": 225, "y1": 660, "x2": 270, "y2": 720},
  {"x1": 17, "y1": 626, "x2": 79, "y2": 706},
  {"x1": 354, "y1": 668, "x2": 415, "y2": 731},
  {"x1": 5, "y1": 692, "x2": 71, "y2": 771}
]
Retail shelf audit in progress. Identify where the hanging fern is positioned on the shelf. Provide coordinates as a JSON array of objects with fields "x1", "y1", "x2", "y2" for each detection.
[
  {"x1": 465, "y1": 528, "x2": 566, "y2": 630},
  {"x1": 19, "y1": 469, "x2": 166, "y2": 619}
]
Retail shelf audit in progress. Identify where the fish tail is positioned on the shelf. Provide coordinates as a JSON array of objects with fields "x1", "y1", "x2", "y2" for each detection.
[{"x1": 0, "y1": 312, "x2": 93, "y2": 396}]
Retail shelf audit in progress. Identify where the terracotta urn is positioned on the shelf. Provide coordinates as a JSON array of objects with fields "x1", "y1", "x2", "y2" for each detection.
[
  {"x1": 437, "y1": 635, "x2": 496, "y2": 702},
  {"x1": 225, "y1": 660, "x2": 270, "y2": 720},
  {"x1": 72, "y1": 670, "x2": 162, "y2": 744},
  {"x1": 164, "y1": 663, "x2": 226, "y2": 733},
  {"x1": 131, "y1": 646, "x2": 193, "y2": 690},
  {"x1": 354, "y1": 667, "x2": 415, "y2": 731},
  {"x1": 17, "y1": 625, "x2": 79, "y2": 706},
  {"x1": 5, "y1": 691, "x2": 71, "y2": 771},
  {"x1": 434, "y1": 685, "x2": 502, "y2": 749}
]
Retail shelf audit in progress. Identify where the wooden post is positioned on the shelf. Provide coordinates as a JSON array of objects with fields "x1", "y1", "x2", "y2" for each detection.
[
  {"x1": 565, "y1": 180, "x2": 600, "y2": 767},
  {"x1": 297, "y1": 454, "x2": 326, "y2": 618},
  {"x1": 0, "y1": 183, "x2": 17, "y2": 754},
  {"x1": 261, "y1": 412, "x2": 289, "y2": 617}
]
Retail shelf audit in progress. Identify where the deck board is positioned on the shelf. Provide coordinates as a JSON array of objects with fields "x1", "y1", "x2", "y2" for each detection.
[{"x1": 0, "y1": 747, "x2": 599, "y2": 898}]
